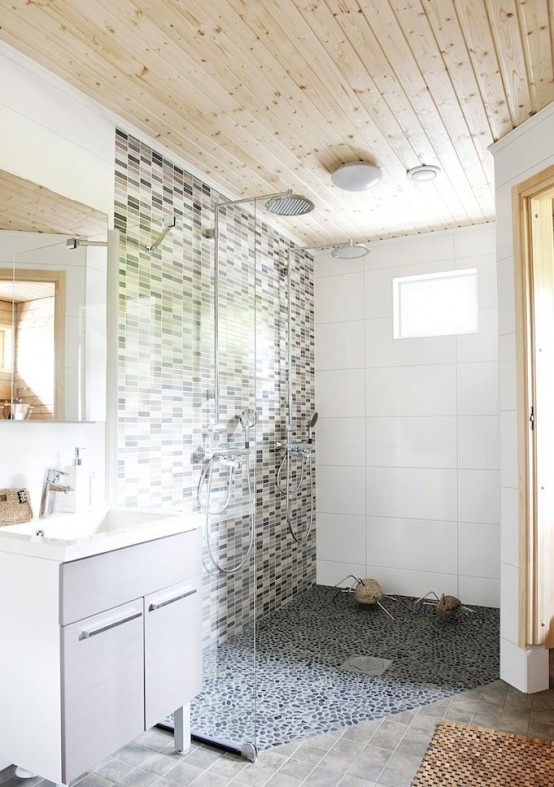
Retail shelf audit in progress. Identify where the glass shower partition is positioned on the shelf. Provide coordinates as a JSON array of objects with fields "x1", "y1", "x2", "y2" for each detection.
[{"x1": 189, "y1": 198, "x2": 258, "y2": 759}]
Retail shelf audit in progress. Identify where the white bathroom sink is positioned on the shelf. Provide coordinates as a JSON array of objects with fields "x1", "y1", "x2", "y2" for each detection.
[{"x1": 0, "y1": 508, "x2": 202, "y2": 562}]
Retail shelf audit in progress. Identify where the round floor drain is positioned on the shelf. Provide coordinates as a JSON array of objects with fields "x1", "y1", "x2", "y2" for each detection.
[{"x1": 340, "y1": 655, "x2": 392, "y2": 676}]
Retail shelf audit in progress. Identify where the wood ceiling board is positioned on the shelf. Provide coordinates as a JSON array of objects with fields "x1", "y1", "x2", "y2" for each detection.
[
  {"x1": 0, "y1": 170, "x2": 107, "y2": 237},
  {"x1": 1, "y1": 0, "x2": 552, "y2": 245}
]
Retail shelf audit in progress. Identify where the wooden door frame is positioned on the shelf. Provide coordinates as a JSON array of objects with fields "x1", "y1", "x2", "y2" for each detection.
[{"x1": 513, "y1": 164, "x2": 554, "y2": 647}]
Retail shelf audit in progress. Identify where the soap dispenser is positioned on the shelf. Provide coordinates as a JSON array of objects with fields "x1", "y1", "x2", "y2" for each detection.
[{"x1": 61, "y1": 447, "x2": 89, "y2": 513}]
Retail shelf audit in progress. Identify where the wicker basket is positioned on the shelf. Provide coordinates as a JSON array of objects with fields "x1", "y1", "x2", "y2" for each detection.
[{"x1": 0, "y1": 488, "x2": 33, "y2": 525}]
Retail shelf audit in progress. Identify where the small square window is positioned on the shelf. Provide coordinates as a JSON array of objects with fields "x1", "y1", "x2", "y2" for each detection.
[{"x1": 393, "y1": 268, "x2": 478, "y2": 339}]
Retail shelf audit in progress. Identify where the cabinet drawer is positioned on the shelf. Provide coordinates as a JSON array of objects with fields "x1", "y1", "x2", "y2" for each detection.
[
  {"x1": 144, "y1": 576, "x2": 203, "y2": 729},
  {"x1": 61, "y1": 600, "x2": 144, "y2": 784},
  {"x1": 60, "y1": 528, "x2": 201, "y2": 625}
]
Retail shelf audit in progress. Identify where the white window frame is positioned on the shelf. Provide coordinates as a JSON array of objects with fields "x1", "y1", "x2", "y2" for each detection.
[{"x1": 392, "y1": 268, "x2": 478, "y2": 339}]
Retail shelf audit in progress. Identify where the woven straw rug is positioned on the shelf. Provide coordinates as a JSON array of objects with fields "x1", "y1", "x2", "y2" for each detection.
[{"x1": 412, "y1": 720, "x2": 554, "y2": 786}]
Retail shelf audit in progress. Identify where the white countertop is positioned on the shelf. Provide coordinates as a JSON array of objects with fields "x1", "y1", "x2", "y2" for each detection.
[{"x1": 0, "y1": 508, "x2": 202, "y2": 562}]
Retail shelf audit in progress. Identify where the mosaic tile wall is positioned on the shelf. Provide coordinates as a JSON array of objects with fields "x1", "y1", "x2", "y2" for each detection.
[{"x1": 114, "y1": 130, "x2": 316, "y2": 649}]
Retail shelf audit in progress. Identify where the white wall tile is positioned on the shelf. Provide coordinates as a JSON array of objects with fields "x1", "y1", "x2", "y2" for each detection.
[
  {"x1": 316, "y1": 513, "x2": 366, "y2": 563},
  {"x1": 459, "y1": 576, "x2": 500, "y2": 607},
  {"x1": 501, "y1": 487, "x2": 519, "y2": 567},
  {"x1": 458, "y1": 469, "x2": 500, "y2": 524},
  {"x1": 497, "y1": 258, "x2": 515, "y2": 336},
  {"x1": 366, "y1": 467, "x2": 457, "y2": 521},
  {"x1": 457, "y1": 361, "x2": 499, "y2": 416},
  {"x1": 500, "y1": 563, "x2": 519, "y2": 643},
  {"x1": 495, "y1": 190, "x2": 514, "y2": 264},
  {"x1": 456, "y1": 308, "x2": 498, "y2": 363},
  {"x1": 316, "y1": 369, "x2": 365, "y2": 418},
  {"x1": 366, "y1": 364, "x2": 456, "y2": 417},
  {"x1": 459, "y1": 522, "x2": 500, "y2": 579},
  {"x1": 364, "y1": 564, "x2": 458, "y2": 598},
  {"x1": 315, "y1": 271, "x2": 364, "y2": 323},
  {"x1": 364, "y1": 260, "x2": 454, "y2": 319},
  {"x1": 453, "y1": 224, "x2": 496, "y2": 258},
  {"x1": 500, "y1": 410, "x2": 518, "y2": 489},
  {"x1": 317, "y1": 465, "x2": 365, "y2": 515},
  {"x1": 317, "y1": 417, "x2": 365, "y2": 466},
  {"x1": 365, "y1": 232, "x2": 454, "y2": 270},
  {"x1": 457, "y1": 416, "x2": 500, "y2": 470},
  {"x1": 365, "y1": 416, "x2": 457, "y2": 468},
  {"x1": 365, "y1": 317, "x2": 455, "y2": 368},
  {"x1": 366, "y1": 516, "x2": 457, "y2": 574},
  {"x1": 317, "y1": 560, "x2": 366, "y2": 587},
  {"x1": 315, "y1": 320, "x2": 365, "y2": 370},
  {"x1": 454, "y1": 254, "x2": 498, "y2": 309},
  {"x1": 314, "y1": 251, "x2": 365, "y2": 279},
  {"x1": 499, "y1": 333, "x2": 517, "y2": 411}
]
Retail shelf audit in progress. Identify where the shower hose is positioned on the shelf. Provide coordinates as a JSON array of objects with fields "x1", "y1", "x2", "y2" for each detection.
[
  {"x1": 276, "y1": 449, "x2": 314, "y2": 544},
  {"x1": 197, "y1": 451, "x2": 255, "y2": 574}
]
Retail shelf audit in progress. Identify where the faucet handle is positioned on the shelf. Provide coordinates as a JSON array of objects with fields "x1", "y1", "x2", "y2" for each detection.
[{"x1": 45, "y1": 467, "x2": 68, "y2": 481}]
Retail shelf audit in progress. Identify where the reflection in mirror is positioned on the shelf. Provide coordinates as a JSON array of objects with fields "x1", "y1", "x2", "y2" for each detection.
[{"x1": 0, "y1": 170, "x2": 108, "y2": 422}]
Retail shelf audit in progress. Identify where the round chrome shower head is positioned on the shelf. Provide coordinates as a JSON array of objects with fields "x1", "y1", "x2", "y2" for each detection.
[
  {"x1": 331, "y1": 240, "x2": 370, "y2": 259},
  {"x1": 265, "y1": 193, "x2": 315, "y2": 216}
]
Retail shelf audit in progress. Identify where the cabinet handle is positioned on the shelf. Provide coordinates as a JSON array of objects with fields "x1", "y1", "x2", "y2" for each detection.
[
  {"x1": 79, "y1": 610, "x2": 142, "y2": 640},
  {"x1": 149, "y1": 588, "x2": 197, "y2": 612}
]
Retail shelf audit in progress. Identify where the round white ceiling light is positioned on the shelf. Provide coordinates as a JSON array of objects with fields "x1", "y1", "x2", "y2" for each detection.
[
  {"x1": 406, "y1": 164, "x2": 441, "y2": 182},
  {"x1": 331, "y1": 161, "x2": 382, "y2": 191}
]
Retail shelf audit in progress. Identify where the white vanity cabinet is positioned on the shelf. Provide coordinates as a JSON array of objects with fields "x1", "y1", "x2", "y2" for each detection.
[{"x1": 0, "y1": 526, "x2": 203, "y2": 786}]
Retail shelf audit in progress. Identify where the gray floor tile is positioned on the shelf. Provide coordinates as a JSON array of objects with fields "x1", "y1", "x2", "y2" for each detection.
[
  {"x1": 164, "y1": 761, "x2": 206, "y2": 785},
  {"x1": 94, "y1": 757, "x2": 135, "y2": 781},
  {"x1": 185, "y1": 749, "x2": 223, "y2": 769},
  {"x1": 113, "y1": 743, "x2": 154, "y2": 767},
  {"x1": 293, "y1": 745, "x2": 326, "y2": 765},
  {"x1": 278, "y1": 759, "x2": 315, "y2": 781},
  {"x1": 264, "y1": 774, "x2": 303, "y2": 787},
  {"x1": 374, "y1": 752, "x2": 422, "y2": 787},
  {"x1": 367, "y1": 721, "x2": 407, "y2": 752},
  {"x1": 319, "y1": 752, "x2": 356, "y2": 774},
  {"x1": 338, "y1": 777, "x2": 376, "y2": 787},
  {"x1": 190, "y1": 772, "x2": 230, "y2": 787},
  {"x1": 209, "y1": 757, "x2": 248, "y2": 779},
  {"x1": 118, "y1": 766, "x2": 160, "y2": 787},
  {"x1": 231, "y1": 764, "x2": 276, "y2": 787},
  {"x1": 347, "y1": 746, "x2": 391, "y2": 783},
  {"x1": 304, "y1": 765, "x2": 344, "y2": 787},
  {"x1": 255, "y1": 752, "x2": 289, "y2": 771},
  {"x1": 72, "y1": 775, "x2": 113, "y2": 787}
]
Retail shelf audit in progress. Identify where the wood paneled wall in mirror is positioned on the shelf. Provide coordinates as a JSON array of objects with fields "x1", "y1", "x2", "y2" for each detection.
[{"x1": 0, "y1": 170, "x2": 108, "y2": 423}]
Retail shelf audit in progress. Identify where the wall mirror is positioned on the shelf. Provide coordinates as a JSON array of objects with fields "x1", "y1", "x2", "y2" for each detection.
[{"x1": 0, "y1": 169, "x2": 108, "y2": 422}]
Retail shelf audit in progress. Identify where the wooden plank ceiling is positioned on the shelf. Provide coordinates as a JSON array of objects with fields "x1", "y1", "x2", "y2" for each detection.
[
  {"x1": 0, "y1": 170, "x2": 107, "y2": 237},
  {"x1": 1, "y1": 0, "x2": 553, "y2": 246}
]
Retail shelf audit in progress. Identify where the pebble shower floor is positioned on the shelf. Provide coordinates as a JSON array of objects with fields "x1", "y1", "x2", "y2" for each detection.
[{"x1": 188, "y1": 585, "x2": 500, "y2": 750}]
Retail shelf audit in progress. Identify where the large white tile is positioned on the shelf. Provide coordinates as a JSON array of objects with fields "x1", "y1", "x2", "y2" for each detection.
[
  {"x1": 316, "y1": 465, "x2": 365, "y2": 515},
  {"x1": 453, "y1": 224, "x2": 496, "y2": 258},
  {"x1": 500, "y1": 410, "x2": 518, "y2": 489},
  {"x1": 316, "y1": 369, "x2": 365, "y2": 418},
  {"x1": 457, "y1": 415, "x2": 500, "y2": 470},
  {"x1": 364, "y1": 317, "x2": 455, "y2": 367},
  {"x1": 363, "y1": 260, "x2": 455, "y2": 319},
  {"x1": 501, "y1": 487, "x2": 519, "y2": 567},
  {"x1": 314, "y1": 251, "x2": 365, "y2": 279},
  {"x1": 457, "y1": 361, "x2": 499, "y2": 415},
  {"x1": 366, "y1": 516, "x2": 457, "y2": 574},
  {"x1": 500, "y1": 563, "x2": 519, "y2": 643},
  {"x1": 365, "y1": 416, "x2": 457, "y2": 468},
  {"x1": 365, "y1": 232, "x2": 455, "y2": 270},
  {"x1": 454, "y1": 254, "x2": 497, "y2": 309},
  {"x1": 366, "y1": 364, "x2": 456, "y2": 417},
  {"x1": 499, "y1": 333, "x2": 517, "y2": 411},
  {"x1": 458, "y1": 522, "x2": 500, "y2": 579},
  {"x1": 364, "y1": 564, "x2": 458, "y2": 598},
  {"x1": 497, "y1": 258, "x2": 515, "y2": 336},
  {"x1": 366, "y1": 467, "x2": 457, "y2": 521},
  {"x1": 456, "y1": 308, "x2": 498, "y2": 363},
  {"x1": 458, "y1": 469, "x2": 500, "y2": 524},
  {"x1": 317, "y1": 560, "x2": 366, "y2": 587},
  {"x1": 317, "y1": 417, "x2": 365, "y2": 466},
  {"x1": 316, "y1": 513, "x2": 366, "y2": 563},
  {"x1": 315, "y1": 271, "x2": 364, "y2": 323},
  {"x1": 459, "y1": 576, "x2": 499, "y2": 607},
  {"x1": 315, "y1": 320, "x2": 365, "y2": 370}
]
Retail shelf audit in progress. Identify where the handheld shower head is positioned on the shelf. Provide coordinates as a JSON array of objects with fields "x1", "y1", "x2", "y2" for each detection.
[{"x1": 308, "y1": 412, "x2": 318, "y2": 443}]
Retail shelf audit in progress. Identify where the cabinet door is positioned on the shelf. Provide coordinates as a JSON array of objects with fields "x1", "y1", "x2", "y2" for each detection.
[
  {"x1": 61, "y1": 600, "x2": 144, "y2": 784},
  {"x1": 144, "y1": 577, "x2": 203, "y2": 729}
]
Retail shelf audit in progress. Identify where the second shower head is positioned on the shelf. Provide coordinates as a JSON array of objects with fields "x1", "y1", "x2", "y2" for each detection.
[{"x1": 265, "y1": 192, "x2": 315, "y2": 216}]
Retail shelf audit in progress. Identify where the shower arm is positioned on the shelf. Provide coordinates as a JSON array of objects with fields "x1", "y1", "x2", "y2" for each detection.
[{"x1": 216, "y1": 189, "x2": 294, "y2": 211}]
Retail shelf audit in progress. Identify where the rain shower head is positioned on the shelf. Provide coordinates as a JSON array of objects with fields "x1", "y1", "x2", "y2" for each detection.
[
  {"x1": 265, "y1": 193, "x2": 315, "y2": 216},
  {"x1": 330, "y1": 240, "x2": 370, "y2": 259},
  {"x1": 240, "y1": 409, "x2": 257, "y2": 430}
]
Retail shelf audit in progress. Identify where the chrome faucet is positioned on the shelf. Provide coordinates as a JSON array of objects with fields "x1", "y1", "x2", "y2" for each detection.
[{"x1": 39, "y1": 468, "x2": 72, "y2": 518}]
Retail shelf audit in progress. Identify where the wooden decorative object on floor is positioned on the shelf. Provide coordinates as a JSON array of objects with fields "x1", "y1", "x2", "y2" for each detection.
[
  {"x1": 436, "y1": 594, "x2": 461, "y2": 619},
  {"x1": 412, "y1": 720, "x2": 554, "y2": 786}
]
